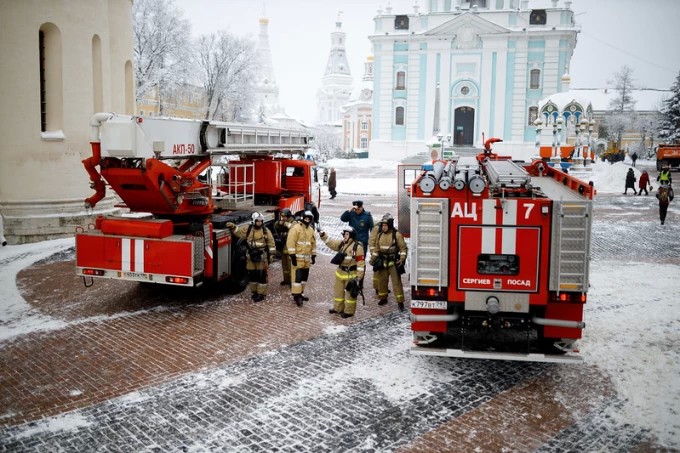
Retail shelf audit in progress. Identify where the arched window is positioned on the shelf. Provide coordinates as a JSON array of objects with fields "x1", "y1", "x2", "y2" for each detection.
[
  {"x1": 39, "y1": 23, "x2": 63, "y2": 134},
  {"x1": 396, "y1": 71, "x2": 406, "y2": 90},
  {"x1": 92, "y1": 35, "x2": 103, "y2": 113},
  {"x1": 530, "y1": 69, "x2": 541, "y2": 89},
  {"x1": 528, "y1": 106, "x2": 538, "y2": 125},
  {"x1": 395, "y1": 106, "x2": 405, "y2": 125},
  {"x1": 125, "y1": 60, "x2": 134, "y2": 115}
]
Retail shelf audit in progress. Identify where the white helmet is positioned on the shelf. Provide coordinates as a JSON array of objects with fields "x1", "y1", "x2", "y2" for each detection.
[{"x1": 251, "y1": 212, "x2": 264, "y2": 223}]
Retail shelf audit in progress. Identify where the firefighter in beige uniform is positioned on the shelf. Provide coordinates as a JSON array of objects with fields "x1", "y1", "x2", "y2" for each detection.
[
  {"x1": 274, "y1": 208, "x2": 294, "y2": 286},
  {"x1": 226, "y1": 212, "x2": 276, "y2": 302},
  {"x1": 319, "y1": 226, "x2": 365, "y2": 318},
  {"x1": 369, "y1": 213, "x2": 408, "y2": 311},
  {"x1": 286, "y1": 210, "x2": 317, "y2": 306}
]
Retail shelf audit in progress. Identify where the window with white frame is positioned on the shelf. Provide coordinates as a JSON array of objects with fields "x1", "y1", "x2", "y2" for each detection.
[
  {"x1": 528, "y1": 106, "x2": 538, "y2": 125},
  {"x1": 396, "y1": 71, "x2": 406, "y2": 90},
  {"x1": 530, "y1": 69, "x2": 541, "y2": 89},
  {"x1": 360, "y1": 136, "x2": 368, "y2": 149},
  {"x1": 395, "y1": 106, "x2": 405, "y2": 125},
  {"x1": 361, "y1": 121, "x2": 368, "y2": 130}
]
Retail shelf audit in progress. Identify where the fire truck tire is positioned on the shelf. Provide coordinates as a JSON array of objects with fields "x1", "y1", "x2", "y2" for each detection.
[{"x1": 226, "y1": 240, "x2": 249, "y2": 293}]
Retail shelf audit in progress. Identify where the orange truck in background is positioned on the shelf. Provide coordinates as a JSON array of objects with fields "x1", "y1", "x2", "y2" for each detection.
[{"x1": 656, "y1": 144, "x2": 680, "y2": 171}]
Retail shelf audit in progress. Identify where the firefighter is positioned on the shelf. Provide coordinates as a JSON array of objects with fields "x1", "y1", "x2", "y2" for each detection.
[
  {"x1": 369, "y1": 213, "x2": 408, "y2": 311},
  {"x1": 274, "y1": 209, "x2": 294, "y2": 286},
  {"x1": 286, "y1": 210, "x2": 317, "y2": 306},
  {"x1": 318, "y1": 226, "x2": 365, "y2": 318},
  {"x1": 226, "y1": 213, "x2": 276, "y2": 302}
]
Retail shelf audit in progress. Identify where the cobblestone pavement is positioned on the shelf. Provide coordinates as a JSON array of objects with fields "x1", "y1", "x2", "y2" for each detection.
[{"x1": 0, "y1": 162, "x2": 678, "y2": 451}]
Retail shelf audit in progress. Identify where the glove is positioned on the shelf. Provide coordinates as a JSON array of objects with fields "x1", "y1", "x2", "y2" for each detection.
[
  {"x1": 311, "y1": 255, "x2": 316, "y2": 264},
  {"x1": 226, "y1": 222, "x2": 235, "y2": 229},
  {"x1": 369, "y1": 256, "x2": 377, "y2": 266},
  {"x1": 290, "y1": 255, "x2": 297, "y2": 267}
]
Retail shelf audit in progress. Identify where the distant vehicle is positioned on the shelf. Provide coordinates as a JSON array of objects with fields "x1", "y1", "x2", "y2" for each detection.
[{"x1": 655, "y1": 143, "x2": 680, "y2": 171}]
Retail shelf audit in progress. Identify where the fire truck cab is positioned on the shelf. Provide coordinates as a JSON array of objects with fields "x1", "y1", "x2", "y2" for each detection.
[
  {"x1": 400, "y1": 142, "x2": 595, "y2": 362},
  {"x1": 75, "y1": 113, "x2": 315, "y2": 291}
]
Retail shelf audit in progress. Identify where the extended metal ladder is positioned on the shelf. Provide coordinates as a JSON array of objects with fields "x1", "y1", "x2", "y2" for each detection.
[
  {"x1": 412, "y1": 198, "x2": 449, "y2": 289},
  {"x1": 549, "y1": 200, "x2": 592, "y2": 293}
]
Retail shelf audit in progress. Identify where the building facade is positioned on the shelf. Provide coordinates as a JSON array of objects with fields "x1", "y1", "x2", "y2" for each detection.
[
  {"x1": 317, "y1": 17, "x2": 354, "y2": 125},
  {"x1": 368, "y1": 0, "x2": 579, "y2": 160},
  {"x1": 342, "y1": 57, "x2": 375, "y2": 153},
  {"x1": 0, "y1": 0, "x2": 134, "y2": 244}
]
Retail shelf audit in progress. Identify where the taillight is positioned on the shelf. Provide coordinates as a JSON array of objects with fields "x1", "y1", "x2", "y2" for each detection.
[
  {"x1": 166, "y1": 276, "x2": 189, "y2": 284},
  {"x1": 82, "y1": 269, "x2": 104, "y2": 276}
]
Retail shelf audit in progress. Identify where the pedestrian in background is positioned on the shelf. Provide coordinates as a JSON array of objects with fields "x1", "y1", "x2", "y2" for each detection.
[
  {"x1": 656, "y1": 184, "x2": 674, "y2": 225},
  {"x1": 319, "y1": 226, "x2": 365, "y2": 319},
  {"x1": 631, "y1": 151, "x2": 638, "y2": 167},
  {"x1": 623, "y1": 168, "x2": 637, "y2": 195},
  {"x1": 226, "y1": 213, "x2": 276, "y2": 302},
  {"x1": 637, "y1": 170, "x2": 651, "y2": 196},
  {"x1": 328, "y1": 167, "x2": 337, "y2": 200},
  {"x1": 274, "y1": 208, "x2": 294, "y2": 286},
  {"x1": 369, "y1": 213, "x2": 408, "y2": 312},
  {"x1": 286, "y1": 210, "x2": 317, "y2": 306}
]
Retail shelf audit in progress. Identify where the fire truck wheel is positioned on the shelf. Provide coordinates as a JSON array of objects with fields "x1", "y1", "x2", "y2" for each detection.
[{"x1": 226, "y1": 240, "x2": 249, "y2": 294}]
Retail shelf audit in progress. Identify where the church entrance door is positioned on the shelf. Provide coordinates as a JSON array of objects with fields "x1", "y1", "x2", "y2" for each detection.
[{"x1": 453, "y1": 107, "x2": 474, "y2": 145}]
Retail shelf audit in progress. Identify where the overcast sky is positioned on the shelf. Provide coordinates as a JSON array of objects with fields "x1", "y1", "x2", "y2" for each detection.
[{"x1": 175, "y1": 0, "x2": 680, "y2": 123}]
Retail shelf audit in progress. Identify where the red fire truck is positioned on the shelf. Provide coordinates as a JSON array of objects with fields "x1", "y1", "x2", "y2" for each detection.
[
  {"x1": 398, "y1": 139, "x2": 595, "y2": 362},
  {"x1": 75, "y1": 113, "x2": 315, "y2": 291}
]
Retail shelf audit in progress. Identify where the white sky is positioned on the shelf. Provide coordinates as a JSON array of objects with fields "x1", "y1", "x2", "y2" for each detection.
[{"x1": 174, "y1": 0, "x2": 680, "y2": 122}]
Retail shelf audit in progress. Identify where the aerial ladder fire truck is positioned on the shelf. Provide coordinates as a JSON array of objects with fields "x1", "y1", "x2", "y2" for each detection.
[
  {"x1": 398, "y1": 138, "x2": 595, "y2": 362},
  {"x1": 75, "y1": 113, "x2": 315, "y2": 291}
]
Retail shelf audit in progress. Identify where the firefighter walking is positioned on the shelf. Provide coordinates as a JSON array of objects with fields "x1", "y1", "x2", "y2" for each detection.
[
  {"x1": 369, "y1": 213, "x2": 408, "y2": 311},
  {"x1": 274, "y1": 208, "x2": 294, "y2": 286},
  {"x1": 286, "y1": 210, "x2": 317, "y2": 306},
  {"x1": 226, "y1": 213, "x2": 276, "y2": 302},
  {"x1": 319, "y1": 226, "x2": 365, "y2": 318}
]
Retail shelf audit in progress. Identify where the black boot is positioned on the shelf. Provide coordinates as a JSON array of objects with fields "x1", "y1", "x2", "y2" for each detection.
[
  {"x1": 378, "y1": 299, "x2": 388, "y2": 306},
  {"x1": 329, "y1": 308, "x2": 338, "y2": 314},
  {"x1": 254, "y1": 294, "x2": 265, "y2": 302},
  {"x1": 340, "y1": 312, "x2": 354, "y2": 318},
  {"x1": 294, "y1": 294, "x2": 303, "y2": 307},
  {"x1": 300, "y1": 294, "x2": 309, "y2": 301},
  {"x1": 280, "y1": 280, "x2": 290, "y2": 286},
  {"x1": 398, "y1": 302, "x2": 405, "y2": 312}
]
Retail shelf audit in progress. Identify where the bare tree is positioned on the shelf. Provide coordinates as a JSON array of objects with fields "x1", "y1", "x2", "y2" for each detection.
[
  {"x1": 605, "y1": 65, "x2": 637, "y2": 150},
  {"x1": 196, "y1": 32, "x2": 256, "y2": 121},
  {"x1": 133, "y1": 0, "x2": 192, "y2": 115}
]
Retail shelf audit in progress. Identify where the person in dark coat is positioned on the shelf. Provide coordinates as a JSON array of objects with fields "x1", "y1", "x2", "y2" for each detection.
[
  {"x1": 328, "y1": 167, "x2": 337, "y2": 199},
  {"x1": 340, "y1": 200, "x2": 374, "y2": 252},
  {"x1": 623, "y1": 168, "x2": 637, "y2": 195},
  {"x1": 656, "y1": 184, "x2": 674, "y2": 225},
  {"x1": 631, "y1": 151, "x2": 638, "y2": 167},
  {"x1": 637, "y1": 170, "x2": 651, "y2": 196}
]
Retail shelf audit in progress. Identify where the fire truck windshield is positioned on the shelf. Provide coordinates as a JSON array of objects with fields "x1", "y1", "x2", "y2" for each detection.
[{"x1": 477, "y1": 254, "x2": 519, "y2": 275}]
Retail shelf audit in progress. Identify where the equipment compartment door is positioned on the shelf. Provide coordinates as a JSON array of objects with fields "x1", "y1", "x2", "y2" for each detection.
[{"x1": 457, "y1": 226, "x2": 540, "y2": 292}]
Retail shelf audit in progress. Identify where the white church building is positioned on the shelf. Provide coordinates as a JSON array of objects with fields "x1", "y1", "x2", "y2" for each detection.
[{"x1": 368, "y1": 0, "x2": 580, "y2": 160}]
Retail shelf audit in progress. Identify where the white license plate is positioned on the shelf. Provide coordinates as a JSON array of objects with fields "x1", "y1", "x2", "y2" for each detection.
[
  {"x1": 122, "y1": 271, "x2": 150, "y2": 280},
  {"x1": 410, "y1": 300, "x2": 447, "y2": 310}
]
